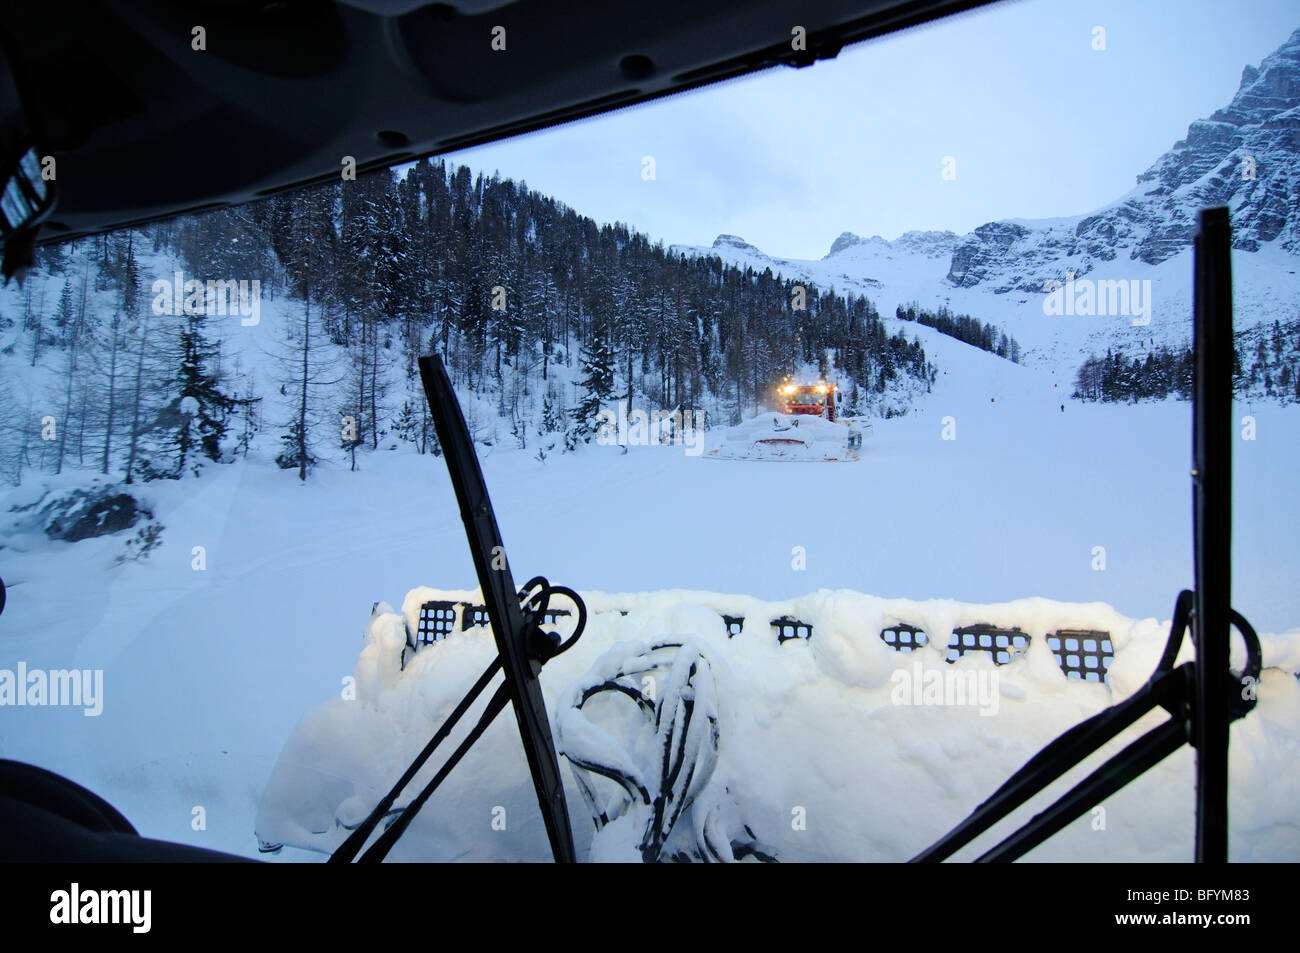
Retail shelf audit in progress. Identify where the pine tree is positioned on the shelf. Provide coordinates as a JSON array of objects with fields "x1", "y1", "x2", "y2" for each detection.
[
  {"x1": 541, "y1": 385, "x2": 567, "y2": 435},
  {"x1": 571, "y1": 322, "x2": 615, "y2": 442},
  {"x1": 276, "y1": 420, "x2": 316, "y2": 475},
  {"x1": 54, "y1": 280, "x2": 74, "y2": 341},
  {"x1": 393, "y1": 400, "x2": 419, "y2": 448},
  {"x1": 173, "y1": 312, "x2": 233, "y2": 476}
]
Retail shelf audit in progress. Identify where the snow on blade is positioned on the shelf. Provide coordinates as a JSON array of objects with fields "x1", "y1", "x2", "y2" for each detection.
[
  {"x1": 706, "y1": 413, "x2": 862, "y2": 462},
  {"x1": 255, "y1": 586, "x2": 1300, "y2": 862}
]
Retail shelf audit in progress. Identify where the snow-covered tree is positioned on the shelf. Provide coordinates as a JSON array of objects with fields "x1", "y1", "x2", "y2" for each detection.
[
  {"x1": 571, "y1": 321, "x2": 615, "y2": 443},
  {"x1": 171, "y1": 311, "x2": 234, "y2": 476}
]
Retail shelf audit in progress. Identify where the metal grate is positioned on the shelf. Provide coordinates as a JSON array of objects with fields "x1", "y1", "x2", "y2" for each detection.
[
  {"x1": 445, "y1": 603, "x2": 573, "y2": 631},
  {"x1": 1048, "y1": 629, "x2": 1113, "y2": 682},
  {"x1": 418, "y1": 600, "x2": 576, "y2": 644},
  {"x1": 417, "y1": 600, "x2": 458, "y2": 645},
  {"x1": 722, "y1": 615, "x2": 745, "y2": 638},
  {"x1": 771, "y1": 617, "x2": 812, "y2": 643},
  {"x1": 880, "y1": 624, "x2": 929, "y2": 653},
  {"x1": 948, "y1": 624, "x2": 1029, "y2": 664},
  {"x1": 460, "y1": 602, "x2": 490, "y2": 630}
]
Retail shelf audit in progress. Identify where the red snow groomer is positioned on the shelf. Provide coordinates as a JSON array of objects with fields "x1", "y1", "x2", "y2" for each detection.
[
  {"x1": 777, "y1": 380, "x2": 839, "y2": 421},
  {"x1": 705, "y1": 378, "x2": 864, "y2": 461}
]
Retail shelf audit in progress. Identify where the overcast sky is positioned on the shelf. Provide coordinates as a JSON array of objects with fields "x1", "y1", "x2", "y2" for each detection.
[{"x1": 445, "y1": 0, "x2": 1298, "y2": 262}]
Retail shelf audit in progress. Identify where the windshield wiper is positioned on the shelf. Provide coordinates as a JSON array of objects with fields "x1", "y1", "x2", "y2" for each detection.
[{"x1": 330, "y1": 354, "x2": 584, "y2": 864}]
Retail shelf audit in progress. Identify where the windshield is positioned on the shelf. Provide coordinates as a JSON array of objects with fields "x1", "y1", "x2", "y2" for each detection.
[{"x1": 2, "y1": 0, "x2": 1298, "y2": 865}]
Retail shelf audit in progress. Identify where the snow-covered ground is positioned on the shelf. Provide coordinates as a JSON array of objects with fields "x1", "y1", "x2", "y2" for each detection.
[{"x1": 3, "y1": 333, "x2": 1298, "y2": 860}]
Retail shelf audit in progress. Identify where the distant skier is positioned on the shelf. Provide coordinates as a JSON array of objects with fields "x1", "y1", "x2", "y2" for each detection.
[{"x1": 1060, "y1": 404, "x2": 1064, "y2": 413}]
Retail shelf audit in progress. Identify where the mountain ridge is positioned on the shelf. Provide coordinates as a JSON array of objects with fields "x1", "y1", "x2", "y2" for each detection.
[{"x1": 682, "y1": 26, "x2": 1300, "y2": 298}]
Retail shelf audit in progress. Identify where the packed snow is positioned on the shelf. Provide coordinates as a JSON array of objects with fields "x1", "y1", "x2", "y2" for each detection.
[{"x1": 706, "y1": 412, "x2": 862, "y2": 462}]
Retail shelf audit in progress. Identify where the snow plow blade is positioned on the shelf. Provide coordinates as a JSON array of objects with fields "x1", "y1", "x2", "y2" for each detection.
[{"x1": 705, "y1": 413, "x2": 862, "y2": 462}]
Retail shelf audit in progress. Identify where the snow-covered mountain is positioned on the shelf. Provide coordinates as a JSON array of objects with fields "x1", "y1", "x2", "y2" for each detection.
[
  {"x1": 948, "y1": 27, "x2": 1300, "y2": 293},
  {"x1": 674, "y1": 27, "x2": 1300, "y2": 377}
]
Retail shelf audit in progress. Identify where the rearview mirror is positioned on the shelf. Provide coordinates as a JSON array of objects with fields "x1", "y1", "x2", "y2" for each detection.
[
  {"x1": 0, "y1": 42, "x2": 57, "y2": 281},
  {"x1": 1, "y1": 145, "x2": 53, "y2": 234}
]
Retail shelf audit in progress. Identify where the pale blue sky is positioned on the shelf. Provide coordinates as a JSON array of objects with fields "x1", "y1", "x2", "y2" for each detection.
[{"x1": 446, "y1": 0, "x2": 1299, "y2": 261}]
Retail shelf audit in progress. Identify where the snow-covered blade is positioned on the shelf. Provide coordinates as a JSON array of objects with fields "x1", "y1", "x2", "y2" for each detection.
[
  {"x1": 705, "y1": 413, "x2": 863, "y2": 462},
  {"x1": 254, "y1": 585, "x2": 1300, "y2": 861}
]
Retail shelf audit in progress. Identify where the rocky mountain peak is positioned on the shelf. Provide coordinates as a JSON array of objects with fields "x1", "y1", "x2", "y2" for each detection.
[
  {"x1": 826, "y1": 231, "x2": 867, "y2": 256},
  {"x1": 944, "y1": 26, "x2": 1300, "y2": 292},
  {"x1": 713, "y1": 234, "x2": 761, "y2": 254}
]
